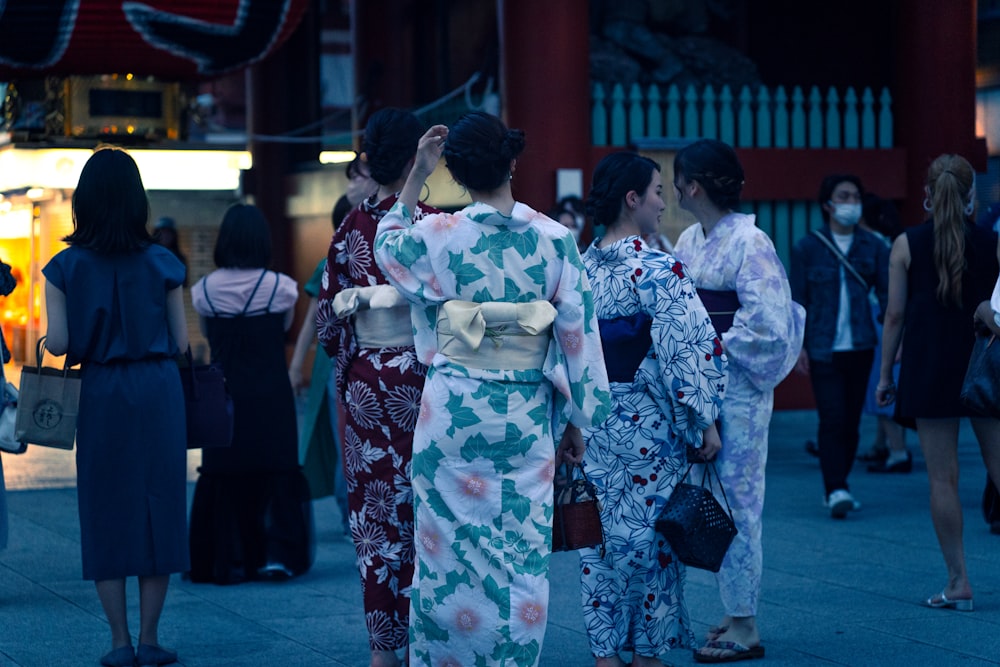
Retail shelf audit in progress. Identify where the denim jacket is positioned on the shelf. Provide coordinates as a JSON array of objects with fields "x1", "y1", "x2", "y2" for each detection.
[{"x1": 790, "y1": 226, "x2": 890, "y2": 362}]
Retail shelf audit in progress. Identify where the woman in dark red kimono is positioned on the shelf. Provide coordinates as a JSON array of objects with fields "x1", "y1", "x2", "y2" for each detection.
[{"x1": 316, "y1": 108, "x2": 438, "y2": 667}]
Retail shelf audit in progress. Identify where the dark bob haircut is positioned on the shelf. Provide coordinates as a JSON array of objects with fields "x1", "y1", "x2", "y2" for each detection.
[
  {"x1": 65, "y1": 146, "x2": 152, "y2": 253},
  {"x1": 363, "y1": 108, "x2": 425, "y2": 185},
  {"x1": 817, "y1": 173, "x2": 864, "y2": 223},
  {"x1": 213, "y1": 203, "x2": 272, "y2": 269},
  {"x1": 586, "y1": 152, "x2": 660, "y2": 228},
  {"x1": 444, "y1": 111, "x2": 525, "y2": 192},
  {"x1": 673, "y1": 139, "x2": 744, "y2": 210}
]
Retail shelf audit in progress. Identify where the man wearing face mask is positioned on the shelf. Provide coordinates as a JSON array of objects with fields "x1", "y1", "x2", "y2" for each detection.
[{"x1": 791, "y1": 174, "x2": 890, "y2": 519}]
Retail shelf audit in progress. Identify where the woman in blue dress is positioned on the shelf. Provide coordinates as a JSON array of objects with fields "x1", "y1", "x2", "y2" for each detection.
[
  {"x1": 43, "y1": 147, "x2": 189, "y2": 667},
  {"x1": 579, "y1": 152, "x2": 726, "y2": 667}
]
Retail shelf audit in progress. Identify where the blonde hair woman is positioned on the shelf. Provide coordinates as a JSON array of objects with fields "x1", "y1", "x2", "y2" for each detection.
[{"x1": 877, "y1": 154, "x2": 1000, "y2": 611}]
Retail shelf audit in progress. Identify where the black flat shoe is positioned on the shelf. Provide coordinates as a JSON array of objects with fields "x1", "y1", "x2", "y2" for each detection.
[
  {"x1": 867, "y1": 451, "x2": 912, "y2": 473},
  {"x1": 100, "y1": 645, "x2": 135, "y2": 667}
]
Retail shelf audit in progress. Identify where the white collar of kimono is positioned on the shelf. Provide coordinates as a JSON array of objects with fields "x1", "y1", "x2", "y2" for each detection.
[{"x1": 586, "y1": 234, "x2": 648, "y2": 260}]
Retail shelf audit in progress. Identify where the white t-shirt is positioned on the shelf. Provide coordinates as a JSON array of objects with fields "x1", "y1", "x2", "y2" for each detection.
[{"x1": 831, "y1": 232, "x2": 854, "y2": 351}]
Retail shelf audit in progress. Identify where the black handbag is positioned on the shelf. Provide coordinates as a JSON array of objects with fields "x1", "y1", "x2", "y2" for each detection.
[
  {"x1": 656, "y1": 461, "x2": 737, "y2": 572},
  {"x1": 960, "y1": 333, "x2": 1000, "y2": 419},
  {"x1": 179, "y1": 347, "x2": 234, "y2": 449},
  {"x1": 552, "y1": 464, "x2": 605, "y2": 556}
]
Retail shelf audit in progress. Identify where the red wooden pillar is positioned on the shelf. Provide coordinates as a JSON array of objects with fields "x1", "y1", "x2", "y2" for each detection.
[
  {"x1": 246, "y1": 1, "x2": 320, "y2": 275},
  {"x1": 498, "y1": 0, "x2": 591, "y2": 211},
  {"x1": 895, "y1": 0, "x2": 986, "y2": 226}
]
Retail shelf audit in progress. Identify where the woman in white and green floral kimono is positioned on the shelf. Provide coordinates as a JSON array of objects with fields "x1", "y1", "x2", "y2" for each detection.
[{"x1": 374, "y1": 112, "x2": 612, "y2": 667}]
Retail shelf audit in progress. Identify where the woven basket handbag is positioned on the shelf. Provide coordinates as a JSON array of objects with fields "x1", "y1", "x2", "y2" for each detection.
[
  {"x1": 552, "y1": 464, "x2": 605, "y2": 556},
  {"x1": 656, "y1": 461, "x2": 737, "y2": 572}
]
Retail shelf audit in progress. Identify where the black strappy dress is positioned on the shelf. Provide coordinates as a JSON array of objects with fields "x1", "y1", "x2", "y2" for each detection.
[{"x1": 188, "y1": 270, "x2": 314, "y2": 584}]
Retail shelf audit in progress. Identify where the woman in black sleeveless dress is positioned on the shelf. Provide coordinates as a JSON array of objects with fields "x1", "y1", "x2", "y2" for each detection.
[
  {"x1": 877, "y1": 154, "x2": 1000, "y2": 612},
  {"x1": 188, "y1": 204, "x2": 314, "y2": 584}
]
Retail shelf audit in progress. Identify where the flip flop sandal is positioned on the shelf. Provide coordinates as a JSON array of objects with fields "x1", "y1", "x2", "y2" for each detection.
[
  {"x1": 693, "y1": 640, "x2": 765, "y2": 663},
  {"x1": 706, "y1": 625, "x2": 730, "y2": 640}
]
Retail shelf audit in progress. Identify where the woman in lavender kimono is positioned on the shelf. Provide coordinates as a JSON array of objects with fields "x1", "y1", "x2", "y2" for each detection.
[
  {"x1": 671, "y1": 139, "x2": 804, "y2": 663},
  {"x1": 315, "y1": 108, "x2": 438, "y2": 667},
  {"x1": 579, "y1": 152, "x2": 727, "y2": 667},
  {"x1": 374, "y1": 112, "x2": 612, "y2": 667}
]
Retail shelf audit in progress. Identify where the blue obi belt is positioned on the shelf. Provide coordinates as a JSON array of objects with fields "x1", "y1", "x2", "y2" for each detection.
[
  {"x1": 697, "y1": 288, "x2": 741, "y2": 335},
  {"x1": 598, "y1": 312, "x2": 652, "y2": 383}
]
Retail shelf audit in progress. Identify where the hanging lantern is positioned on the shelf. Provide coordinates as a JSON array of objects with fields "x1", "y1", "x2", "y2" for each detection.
[{"x1": 0, "y1": 0, "x2": 310, "y2": 81}]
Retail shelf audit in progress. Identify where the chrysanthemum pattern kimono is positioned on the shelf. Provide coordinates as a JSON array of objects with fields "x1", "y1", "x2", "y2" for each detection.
[{"x1": 374, "y1": 201, "x2": 612, "y2": 667}]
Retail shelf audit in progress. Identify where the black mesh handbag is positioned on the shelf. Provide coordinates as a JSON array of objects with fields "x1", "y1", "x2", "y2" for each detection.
[{"x1": 656, "y1": 461, "x2": 737, "y2": 572}]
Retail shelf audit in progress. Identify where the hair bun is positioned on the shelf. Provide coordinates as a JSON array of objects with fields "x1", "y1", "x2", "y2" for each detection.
[{"x1": 501, "y1": 129, "x2": 526, "y2": 159}]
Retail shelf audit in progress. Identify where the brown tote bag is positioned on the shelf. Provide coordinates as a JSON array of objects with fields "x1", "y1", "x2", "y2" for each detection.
[{"x1": 14, "y1": 336, "x2": 81, "y2": 450}]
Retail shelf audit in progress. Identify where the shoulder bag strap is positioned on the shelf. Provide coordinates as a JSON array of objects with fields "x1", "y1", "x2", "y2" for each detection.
[
  {"x1": 241, "y1": 269, "x2": 269, "y2": 316},
  {"x1": 811, "y1": 229, "x2": 870, "y2": 290}
]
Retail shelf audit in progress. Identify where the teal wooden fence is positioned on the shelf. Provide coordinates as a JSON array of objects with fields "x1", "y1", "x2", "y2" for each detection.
[
  {"x1": 592, "y1": 82, "x2": 894, "y2": 149},
  {"x1": 592, "y1": 82, "x2": 895, "y2": 268}
]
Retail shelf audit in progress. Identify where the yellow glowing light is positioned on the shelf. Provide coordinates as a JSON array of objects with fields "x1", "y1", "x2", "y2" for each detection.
[
  {"x1": 0, "y1": 147, "x2": 253, "y2": 191},
  {"x1": 318, "y1": 150, "x2": 357, "y2": 165}
]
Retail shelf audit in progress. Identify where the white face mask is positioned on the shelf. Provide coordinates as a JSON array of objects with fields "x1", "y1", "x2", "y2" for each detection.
[{"x1": 830, "y1": 202, "x2": 862, "y2": 226}]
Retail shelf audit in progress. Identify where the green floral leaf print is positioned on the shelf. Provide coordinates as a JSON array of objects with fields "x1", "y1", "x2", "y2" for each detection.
[
  {"x1": 448, "y1": 251, "x2": 486, "y2": 287},
  {"x1": 503, "y1": 277, "x2": 522, "y2": 301},
  {"x1": 461, "y1": 432, "x2": 498, "y2": 462},
  {"x1": 412, "y1": 442, "x2": 445, "y2": 481},
  {"x1": 524, "y1": 260, "x2": 548, "y2": 286},
  {"x1": 445, "y1": 392, "x2": 481, "y2": 437},
  {"x1": 514, "y1": 549, "x2": 548, "y2": 576},
  {"x1": 526, "y1": 402, "x2": 549, "y2": 429},
  {"x1": 456, "y1": 521, "x2": 490, "y2": 543},
  {"x1": 510, "y1": 229, "x2": 539, "y2": 260},
  {"x1": 502, "y1": 478, "x2": 532, "y2": 523},
  {"x1": 471, "y1": 382, "x2": 506, "y2": 414},
  {"x1": 501, "y1": 530, "x2": 533, "y2": 561},
  {"x1": 479, "y1": 545, "x2": 506, "y2": 571},
  {"x1": 507, "y1": 641, "x2": 541, "y2": 667},
  {"x1": 482, "y1": 573, "x2": 503, "y2": 607},
  {"x1": 436, "y1": 569, "x2": 473, "y2": 602},
  {"x1": 419, "y1": 614, "x2": 449, "y2": 642},
  {"x1": 389, "y1": 233, "x2": 429, "y2": 270},
  {"x1": 472, "y1": 287, "x2": 495, "y2": 303},
  {"x1": 416, "y1": 558, "x2": 439, "y2": 582},
  {"x1": 424, "y1": 487, "x2": 457, "y2": 522},
  {"x1": 505, "y1": 422, "x2": 537, "y2": 457},
  {"x1": 472, "y1": 233, "x2": 506, "y2": 267},
  {"x1": 511, "y1": 373, "x2": 543, "y2": 400}
]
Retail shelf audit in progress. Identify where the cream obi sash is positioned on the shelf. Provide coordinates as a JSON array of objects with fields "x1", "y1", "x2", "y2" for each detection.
[
  {"x1": 332, "y1": 285, "x2": 414, "y2": 348},
  {"x1": 436, "y1": 300, "x2": 557, "y2": 370}
]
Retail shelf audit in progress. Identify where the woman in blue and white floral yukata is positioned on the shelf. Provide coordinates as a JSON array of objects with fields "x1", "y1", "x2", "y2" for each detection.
[
  {"x1": 374, "y1": 112, "x2": 612, "y2": 667},
  {"x1": 672, "y1": 139, "x2": 804, "y2": 664},
  {"x1": 579, "y1": 152, "x2": 727, "y2": 667}
]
